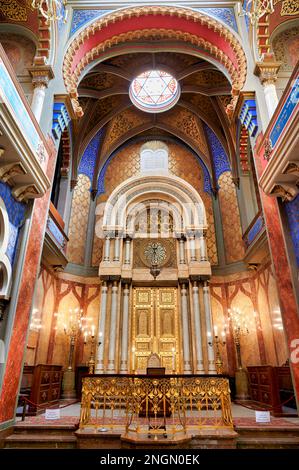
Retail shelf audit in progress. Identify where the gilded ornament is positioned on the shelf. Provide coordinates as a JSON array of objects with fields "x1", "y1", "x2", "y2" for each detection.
[
  {"x1": 0, "y1": 0, "x2": 28, "y2": 21},
  {"x1": 280, "y1": 0, "x2": 299, "y2": 15}
]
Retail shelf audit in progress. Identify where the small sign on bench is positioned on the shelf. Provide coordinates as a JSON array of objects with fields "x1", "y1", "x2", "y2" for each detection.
[
  {"x1": 45, "y1": 408, "x2": 61, "y2": 420},
  {"x1": 255, "y1": 411, "x2": 271, "y2": 423}
]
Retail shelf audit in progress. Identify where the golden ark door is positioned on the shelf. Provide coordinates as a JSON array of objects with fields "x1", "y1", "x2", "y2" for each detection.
[{"x1": 132, "y1": 287, "x2": 179, "y2": 373}]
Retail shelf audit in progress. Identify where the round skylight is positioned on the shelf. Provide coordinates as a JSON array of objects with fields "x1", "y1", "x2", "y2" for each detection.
[{"x1": 129, "y1": 70, "x2": 180, "y2": 113}]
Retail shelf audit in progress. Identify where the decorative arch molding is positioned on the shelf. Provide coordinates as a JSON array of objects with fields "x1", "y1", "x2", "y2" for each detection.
[
  {"x1": 102, "y1": 173, "x2": 207, "y2": 233},
  {"x1": 63, "y1": 6, "x2": 247, "y2": 117}
]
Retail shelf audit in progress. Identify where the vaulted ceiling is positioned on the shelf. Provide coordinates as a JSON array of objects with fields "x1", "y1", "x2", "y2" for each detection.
[{"x1": 72, "y1": 51, "x2": 238, "y2": 190}]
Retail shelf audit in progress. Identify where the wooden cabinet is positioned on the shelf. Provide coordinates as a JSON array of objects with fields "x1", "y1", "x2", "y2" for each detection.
[
  {"x1": 20, "y1": 364, "x2": 63, "y2": 415},
  {"x1": 247, "y1": 365, "x2": 295, "y2": 416}
]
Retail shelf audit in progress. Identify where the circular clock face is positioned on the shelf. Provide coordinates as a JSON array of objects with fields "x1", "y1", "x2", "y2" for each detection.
[{"x1": 144, "y1": 242, "x2": 167, "y2": 265}]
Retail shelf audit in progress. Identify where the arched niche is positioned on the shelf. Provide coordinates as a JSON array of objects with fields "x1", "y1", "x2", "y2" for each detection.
[{"x1": 102, "y1": 173, "x2": 207, "y2": 235}]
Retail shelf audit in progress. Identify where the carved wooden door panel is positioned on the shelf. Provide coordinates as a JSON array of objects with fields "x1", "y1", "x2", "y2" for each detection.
[{"x1": 132, "y1": 287, "x2": 178, "y2": 373}]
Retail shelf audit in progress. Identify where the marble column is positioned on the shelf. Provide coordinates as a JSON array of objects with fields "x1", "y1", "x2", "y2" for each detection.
[
  {"x1": 113, "y1": 235, "x2": 120, "y2": 262},
  {"x1": 192, "y1": 281, "x2": 204, "y2": 373},
  {"x1": 179, "y1": 238, "x2": 186, "y2": 264},
  {"x1": 0, "y1": 137, "x2": 57, "y2": 424},
  {"x1": 107, "y1": 281, "x2": 119, "y2": 372},
  {"x1": 199, "y1": 230, "x2": 208, "y2": 262},
  {"x1": 95, "y1": 282, "x2": 108, "y2": 373},
  {"x1": 103, "y1": 235, "x2": 111, "y2": 262},
  {"x1": 120, "y1": 284, "x2": 130, "y2": 373},
  {"x1": 124, "y1": 238, "x2": 131, "y2": 265},
  {"x1": 181, "y1": 284, "x2": 192, "y2": 373},
  {"x1": 203, "y1": 281, "x2": 216, "y2": 373},
  {"x1": 255, "y1": 54, "x2": 281, "y2": 120},
  {"x1": 31, "y1": 82, "x2": 47, "y2": 122},
  {"x1": 254, "y1": 134, "x2": 299, "y2": 410},
  {"x1": 188, "y1": 233, "x2": 197, "y2": 262},
  {"x1": 29, "y1": 67, "x2": 54, "y2": 123}
]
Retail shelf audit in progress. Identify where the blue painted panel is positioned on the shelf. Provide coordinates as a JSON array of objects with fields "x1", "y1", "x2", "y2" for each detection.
[
  {"x1": 196, "y1": 7, "x2": 238, "y2": 32},
  {"x1": 0, "y1": 182, "x2": 26, "y2": 265},
  {"x1": 247, "y1": 216, "x2": 264, "y2": 246},
  {"x1": 78, "y1": 129, "x2": 104, "y2": 183},
  {"x1": 239, "y1": 98, "x2": 258, "y2": 137},
  {"x1": 52, "y1": 102, "x2": 71, "y2": 141},
  {"x1": 269, "y1": 77, "x2": 299, "y2": 148},
  {"x1": 285, "y1": 194, "x2": 299, "y2": 267},
  {"x1": 70, "y1": 9, "x2": 111, "y2": 36},
  {"x1": 203, "y1": 124, "x2": 231, "y2": 182},
  {"x1": 47, "y1": 217, "x2": 66, "y2": 251},
  {"x1": 0, "y1": 61, "x2": 41, "y2": 153}
]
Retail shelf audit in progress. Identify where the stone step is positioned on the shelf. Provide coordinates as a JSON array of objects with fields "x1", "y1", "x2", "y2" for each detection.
[
  {"x1": 237, "y1": 436, "x2": 299, "y2": 449},
  {"x1": 13, "y1": 424, "x2": 78, "y2": 435},
  {"x1": 235, "y1": 426, "x2": 299, "y2": 439},
  {"x1": 4, "y1": 434, "x2": 77, "y2": 449}
]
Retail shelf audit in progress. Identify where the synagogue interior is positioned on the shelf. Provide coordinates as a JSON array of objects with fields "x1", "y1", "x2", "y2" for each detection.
[{"x1": 0, "y1": 0, "x2": 298, "y2": 450}]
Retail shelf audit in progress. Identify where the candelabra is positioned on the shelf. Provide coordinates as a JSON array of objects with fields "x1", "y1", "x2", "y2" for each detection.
[
  {"x1": 228, "y1": 307, "x2": 252, "y2": 401},
  {"x1": 55, "y1": 307, "x2": 86, "y2": 398},
  {"x1": 83, "y1": 325, "x2": 96, "y2": 374},
  {"x1": 208, "y1": 327, "x2": 226, "y2": 374},
  {"x1": 228, "y1": 307, "x2": 251, "y2": 370}
]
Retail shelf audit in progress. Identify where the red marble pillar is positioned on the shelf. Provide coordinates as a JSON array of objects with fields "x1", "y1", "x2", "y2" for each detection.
[
  {"x1": 0, "y1": 138, "x2": 57, "y2": 425},
  {"x1": 254, "y1": 136, "x2": 299, "y2": 410}
]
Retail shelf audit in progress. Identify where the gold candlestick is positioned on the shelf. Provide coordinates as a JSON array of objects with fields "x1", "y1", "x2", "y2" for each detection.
[{"x1": 208, "y1": 333, "x2": 226, "y2": 374}]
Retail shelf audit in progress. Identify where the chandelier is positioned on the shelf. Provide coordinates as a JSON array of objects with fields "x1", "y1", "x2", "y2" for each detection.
[
  {"x1": 237, "y1": 0, "x2": 274, "y2": 25},
  {"x1": 30, "y1": 1, "x2": 68, "y2": 23}
]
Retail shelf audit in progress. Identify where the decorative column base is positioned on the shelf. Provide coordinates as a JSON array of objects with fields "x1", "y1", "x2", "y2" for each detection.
[
  {"x1": 196, "y1": 361, "x2": 205, "y2": 374},
  {"x1": 95, "y1": 362, "x2": 104, "y2": 374},
  {"x1": 235, "y1": 368, "x2": 250, "y2": 401},
  {"x1": 120, "y1": 361, "x2": 128, "y2": 374},
  {"x1": 107, "y1": 361, "x2": 115, "y2": 373},
  {"x1": 62, "y1": 369, "x2": 76, "y2": 399},
  {"x1": 208, "y1": 361, "x2": 217, "y2": 374},
  {"x1": 183, "y1": 361, "x2": 192, "y2": 374}
]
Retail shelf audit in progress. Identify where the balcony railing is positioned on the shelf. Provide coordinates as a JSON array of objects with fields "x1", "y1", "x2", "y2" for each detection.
[
  {"x1": 0, "y1": 44, "x2": 50, "y2": 201},
  {"x1": 79, "y1": 375, "x2": 233, "y2": 437},
  {"x1": 242, "y1": 211, "x2": 265, "y2": 250},
  {"x1": 258, "y1": 62, "x2": 299, "y2": 201},
  {"x1": 43, "y1": 203, "x2": 68, "y2": 269}
]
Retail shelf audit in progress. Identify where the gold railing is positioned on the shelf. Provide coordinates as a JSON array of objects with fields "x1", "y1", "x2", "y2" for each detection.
[{"x1": 80, "y1": 375, "x2": 233, "y2": 437}]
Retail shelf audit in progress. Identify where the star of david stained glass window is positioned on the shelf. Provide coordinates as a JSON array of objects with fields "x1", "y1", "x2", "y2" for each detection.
[{"x1": 129, "y1": 70, "x2": 180, "y2": 113}]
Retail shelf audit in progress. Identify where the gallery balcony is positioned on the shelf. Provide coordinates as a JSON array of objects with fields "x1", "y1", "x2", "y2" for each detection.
[
  {"x1": 42, "y1": 203, "x2": 69, "y2": 271},
  {"x1": 0, "y1": 44, "x2": 50, "y2": 201},
  {"x1": 242, "y1": 211, "x2": 267, "y2": 267},
  {"x1": 258, "y1": 62, "x2": 299, "y2": 202}
]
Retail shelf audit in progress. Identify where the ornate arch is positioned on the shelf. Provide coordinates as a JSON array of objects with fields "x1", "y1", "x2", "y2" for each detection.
[
  {"x1": 63, "y1": 6, "x2": 247, "y2": 117},
  {"x1": 102, "y1": 173, "x2": 207, "y2": 233}
]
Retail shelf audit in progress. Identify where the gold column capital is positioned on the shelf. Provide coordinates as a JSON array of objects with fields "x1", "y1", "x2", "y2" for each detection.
[{"x1": 254, "y1": 53, "x2": 282, "y2": 86}]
